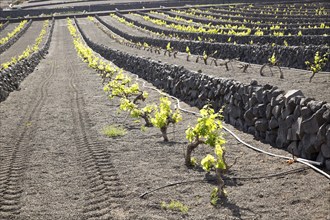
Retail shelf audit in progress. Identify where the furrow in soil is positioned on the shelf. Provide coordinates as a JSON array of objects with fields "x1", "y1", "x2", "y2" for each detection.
[
  {"x1": 0, "y1": 61, "x2": 56, "y2": 218},
  {"x1": 67, "y1": 61, "x2": 126, "y2": 219}
]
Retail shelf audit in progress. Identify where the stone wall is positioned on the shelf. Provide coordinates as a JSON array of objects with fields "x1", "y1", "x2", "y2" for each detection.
[
  {"x1": 0, "y1": 20, "x2": 32, "y2": 54},
  {"x1": 0, "y1": 21, "x2": 9, "y2": 32},
  {"x1": 144, "y1": 12, "x2": 328, "y2": 36},
  {"x1": 96, "y1": 15, "x2": 330, "y2": 71},
  {"x1": 0, "y1": 0, "x2": 222, "y2": 18},
  {"x1": 0, "y1": 19, "x2": 54, "y2": 102},
  {"x1": 128, "y1": 12, "x2": 330, "y2": 46},
  {"x1": 0, "y1": 0, "x2": 313, "y2": 18},
  {"x1": 76, "y1": 18, "x2": 330, "y2": 169}
]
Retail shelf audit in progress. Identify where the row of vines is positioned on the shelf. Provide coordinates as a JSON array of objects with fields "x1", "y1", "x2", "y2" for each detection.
[{"x1": 67, "y1": 18, "x2": 230, "y2": 204}]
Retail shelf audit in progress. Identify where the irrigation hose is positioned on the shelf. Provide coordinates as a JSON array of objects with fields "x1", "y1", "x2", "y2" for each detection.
[
  {"x1": 136, "y1": 77, "x2": 330, "y2": 180},
  {"x1": 140, "y1": 167, "x2": 310, "y2": 198}
]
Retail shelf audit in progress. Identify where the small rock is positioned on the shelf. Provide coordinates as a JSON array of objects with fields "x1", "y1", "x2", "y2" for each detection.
[
  {"x1": 247, "y1": 126, "x2": 256, "y2": 135},
  {"x1": 293, "y1": 105, "x2": 301, "y2": 119},
  {"x1": 271, "y1": 94, "x2": 284, "y2": 106},
  {"x1": 301, "y1": 107, "x2": 327, "y2": 134},
  {"x1": 250, "y1": 80, "x2": 258, "y2": 86},
  {"x1": 285, "y1": 98, "x2": 296, "y2": 115},
  {"x1": 269, "y1": 117, "x2": 279, "y2": 129},
  {"x1": 316, "y1": 123, "x2": 328, "y2": 146},
  {"x1": 284, "y1": 90, "x2": 304, "y2": 104},
  {"x1": 276, "y1": 121, "x2": 289, "y2": 149},
  {"x1": 255, "y1": 119, "x2": 268, "y2": 132},
  {"x1": 244, "y1": 108, "x2": 256, "y2": 126},
  {"x1": 272, "y1": 105, "x2": 282, "y2": 118},
  {"x1": 316, "y1": 152, "x2": 325, "y2": 165},
  {"x1": 322, "y1": 104, "x2": 330, "y2": 122},
  {"x1": 321, "y1": 143, "x2": 330, "y2": 159},
  {"x1": 266, "y1": 130, "x2": 277, "y2": 145},
  {"x1": 287, "y1": 141, "x2": 300, "y2": 156},
  {"x1": 249, "y1": 95, "x2": 258, "y2": 107},
  {"x1": 307, "y1": 100, "x2": 324, "y2": 113},
  {"x1": 256, "y1": 104, "x2": 267, "y2": 118},
  {"x1": 325, "y1": 159, "x2": 330, "y2": 170},
  {"x1": 266, "y1": 104, "x2": 272, "y2": 119},
  {"x1": 287, "y1": 128, "x2": 299, "y2": 141},
  {"x1": 301, "y1": 134, "x2": 318, "y2": 156},
  {"x1": 301, "y1": 106, "x2": 312, "y2": 120},
  {"x1": 292, "y1": 117, "x2": 303, "y2": 138}
]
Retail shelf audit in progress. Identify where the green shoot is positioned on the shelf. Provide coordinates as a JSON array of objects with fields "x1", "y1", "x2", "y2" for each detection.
[
  {"x1": 305, "y1": 51, "x2": 329, "y2": 82},
  {"x1": 119, "y1": 97, "x2": 156, "y2": 127},
  {"x1": 185, "y1": 105, "x2": 225, "y2": 166},
  {"x1": 102, "y1": 125, "x2": 127, "y2": 137},
  {"x1": 268, "y1": 52, "x2": 277, "y2": 66},
  {"x1": 210, "y1": 187, "x2": 219, "y2": 206},
  {"x1": 151, "y1": 97, "x2": 182, "y2": 142},
  {"x1": 166, "y1": 42, "x2": 172, "y2": 52},
  {"x1": 260, "y1": 52, "x2": 284, "y2": 79},
  {"x1": 186, "y1": 46, "x2": 191, "y2": 61},
  {"x1": 190, "y1": 157, "x2": 197, "y2": 167},
  {"x1": 283, "y1": 40, "x2": 288, "y2": 47},
  {"x1": 185, "y1": 105, "x2": 227, "y2": 203},
  {"x1": 160, "y1": 200, "x2": 189, "y2": 214}
]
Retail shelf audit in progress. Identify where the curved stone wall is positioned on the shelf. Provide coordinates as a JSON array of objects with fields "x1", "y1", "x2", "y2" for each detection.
[
  {"x1": 76, "y1": 18, "x2": 330, "y2": 169},
  {"x1": 0, "y1": 19, "x2": 55, "y2": 102}
]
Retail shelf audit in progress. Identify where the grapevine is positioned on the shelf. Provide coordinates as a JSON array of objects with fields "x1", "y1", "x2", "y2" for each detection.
[
  {"x1": 305, "y1": 51, "x2": 329, "y2": 82},
  {"x1": 0, "y1": 20, "x2": 28, "y2": 46},
  {"x1": 260, "y1": 52, "x2": 284, "y2": 79},
  {"x1": 185, "y1": 105, "x2": 227, "y2": 204},
  {"x1": 1, "y1": 20, "x2": 49, "y2": 70},
  {"x1": 151, "y1": 97, "x2": 182, "y2": 142}
]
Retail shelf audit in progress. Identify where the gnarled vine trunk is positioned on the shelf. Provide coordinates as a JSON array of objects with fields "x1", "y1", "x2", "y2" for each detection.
[
  {"x1": 215, "y1": 151, "x2": 228, "y2": 200},
  {"x1": 185, "y1": 140, "x2": 203, "y2": 167},
  {"x1": 161, "y1": 127, "x2": 168, "y2": 142},
  {"x1": 215, "y1": 168, "x2": 226, "y2": 199},
  {"x1": 142, "y1": 114, "x2": 152, "y2": 127}
]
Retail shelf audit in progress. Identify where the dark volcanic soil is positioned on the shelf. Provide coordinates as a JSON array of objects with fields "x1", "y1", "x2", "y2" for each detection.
[{"x1": 0, "y1": 18, "x2": 329, "y2": 220}]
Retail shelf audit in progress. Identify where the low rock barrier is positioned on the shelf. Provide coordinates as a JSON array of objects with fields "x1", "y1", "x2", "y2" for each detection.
[
  {"x1": 0, "y1": 20, "x2": 32, "y2": 54},
  {"x1": 0, "y1": 21, "x2": 10, "y2": 32},
  {"x1": 130, "y1": 11, "x2": 330, "y2": 46},
  {"x1": 96, "y1": 15, "x2": 330, "y2": 71},
  {"x1": 76, "y1": 18, "x2": 330, "y2": 169},
  {"x1": 0, "y1": 19, "x2": 55, "y2": 102}
]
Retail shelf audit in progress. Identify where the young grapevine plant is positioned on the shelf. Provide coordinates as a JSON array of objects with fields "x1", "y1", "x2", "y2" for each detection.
[
  {"x1": 260, "y1": 52, "x2": 284, "y2": 79},
  {"x1": 151, "y1": 97, "x2": 182, "y2": 142},
  {"x1": 305, "y1": 51, "x2": 329, "y2": 82},
  {"x1": 103, "y1": 71, "x2": 140, "y2": 99},
  {"x1": 120, "y1": 97, "x2": 156, "y2": 127},
  {"x1": 1, "y1": 20, "x2": 49, "y2": 70},
  {"x1": 185, "y1": 105, "x2": 227, "y2": 205},
  {"x1": 0, "y1": 20, "x2": 27, "y2": 46},
  {"x1": 186, "y1": 46, "x2": 191, "y2": 61}
]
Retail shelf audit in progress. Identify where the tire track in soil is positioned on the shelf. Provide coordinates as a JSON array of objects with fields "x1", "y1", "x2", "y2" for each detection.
[
  {"x1": 0, "y1": 60, "x2": 56, "y2": 218},
  {"x1": 67, "y1": 61, "x2": 128, "y2": 220}
]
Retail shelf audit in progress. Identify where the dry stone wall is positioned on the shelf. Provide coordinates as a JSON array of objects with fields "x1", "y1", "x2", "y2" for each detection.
[
  {"x1": 0, "y1": 19, "x2": 54, "y2": 102},
  {"x1": 0, "y1": 21, "x2": 10, "y2": 32},
  {"x1": 126, "y1": 12, "x2": 330, "y2": 46},
  {"x1": 0, "y1": 20, "x2": 32, "y2": 54},
  {"x1": 76, "y1": 18, "x2": 330, "y2": 170},
  {"x1": 96, "y1": 15, "x2": 330, "y2": 71}
]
